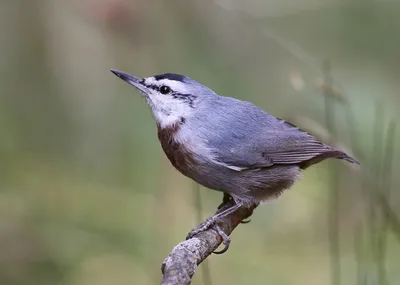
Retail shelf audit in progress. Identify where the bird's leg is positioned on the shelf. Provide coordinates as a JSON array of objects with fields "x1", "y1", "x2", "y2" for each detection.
[
  {"x1": 186, "y1": 202, "x2": 242, "y2": 254},
  {"x1": 216, "y1": 193, "x2": 232, "y2": 212},
  {"x1": 217, "y1": 194, "x2": 251, "y2": 224},
  {"x1": 213, "y1": 201, "x2": 242, "y2": 219},
  {"x1": 187, "y1": 202, "x2": 242, "y2": 239}
]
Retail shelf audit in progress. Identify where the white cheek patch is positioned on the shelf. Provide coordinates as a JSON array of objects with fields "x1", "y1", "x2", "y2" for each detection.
[
  {"x1": 142, "y1": 76, "x2": 194, "y2": 129},
  {"x1": 147, "y1": 90, "x2": 192, "y2": 128}
]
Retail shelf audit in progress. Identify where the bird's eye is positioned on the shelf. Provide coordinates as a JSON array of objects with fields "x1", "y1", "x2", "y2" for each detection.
[{"x1": 159, "y1": 85, "x2": 171, "y2": 94}]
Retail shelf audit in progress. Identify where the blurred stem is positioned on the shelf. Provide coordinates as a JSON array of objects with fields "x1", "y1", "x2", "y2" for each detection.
[
  {"x1": 368, "y1": 102, "x2": 384, "y2": 283},
  {"x1": 193, "y1": 182, "x2": 213, "y2": 285},
  {"x1": 341, "y1": 86, "x2": 368, "y2": 285},
  {"x1": 344, "y1": 104, "x2": 363, "y2": 161},
  {"x1": 328, "y1": 166, "x2": 340, "y2": 285},
  {"x1": 376, "y1": 121, "x2": 396, "y2": 285},
  {"x1": 355, "y1": 223, "x2": 367, "y2": 285},
  {"x1": 378, "y1": 194, "x2": 400, "y2": 241},
  {"x1": 322, "y1": 60, "x2": 341, "y2": 285}
]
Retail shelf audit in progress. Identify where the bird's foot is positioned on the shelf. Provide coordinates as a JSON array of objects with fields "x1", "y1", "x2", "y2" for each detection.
[
  {"x1": 186, "y1": 217, "x2": 231, "y2": 254},
  {"x1": 213, "y1": 224, "x2": 231, "y2": 254},
  {"x1": 186, "y1": 216, "x2": 217, "y2": 240},
  {"x1": 186, "y1": 201, "x2": 242, "y2": 254}
]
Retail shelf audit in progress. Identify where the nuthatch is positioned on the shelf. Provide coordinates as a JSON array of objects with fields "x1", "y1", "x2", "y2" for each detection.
[{"x1": 110, "y1": 70, "x2": 359, "y2": 253}]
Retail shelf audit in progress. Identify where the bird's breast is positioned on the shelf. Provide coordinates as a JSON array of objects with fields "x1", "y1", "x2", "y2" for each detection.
[{"x1": 157, "y1": 123, "x2": 196, "y2": 174}]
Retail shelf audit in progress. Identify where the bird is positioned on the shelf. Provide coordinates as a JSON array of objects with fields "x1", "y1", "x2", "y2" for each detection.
[{"x1": 110, "y1": 69, "x2": 359, "y2": 253}]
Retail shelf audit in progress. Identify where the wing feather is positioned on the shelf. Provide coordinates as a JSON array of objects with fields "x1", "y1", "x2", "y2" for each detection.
[
  {"x1": 211, "y1": 124, "x2": 356, "y2": 170},
  {"x1": 199, "y1": 97, "x2": 358, "y2": 171}
]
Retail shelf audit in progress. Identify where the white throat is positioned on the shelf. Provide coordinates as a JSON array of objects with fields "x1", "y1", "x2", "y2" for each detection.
[
  {"x1": 146, "y1": 96, "x2": 191, "y2": 128},
  {"x1": 142, "y1": 77, "x2": 196, "y2": 128}
]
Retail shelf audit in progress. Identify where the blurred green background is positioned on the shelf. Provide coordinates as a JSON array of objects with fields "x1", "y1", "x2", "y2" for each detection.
[{"x1": 1, "y1": 0, "x2": 400, "y2": 284}]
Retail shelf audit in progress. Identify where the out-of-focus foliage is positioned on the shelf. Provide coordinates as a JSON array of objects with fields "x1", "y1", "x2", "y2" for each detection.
[{"x1": 0, "y1": 0, "x2": 399, "y2": 284}]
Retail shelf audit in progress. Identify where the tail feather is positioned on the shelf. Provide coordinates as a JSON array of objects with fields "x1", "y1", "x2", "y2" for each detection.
[
  {"x1": 340, "y1": 153, "x2": 360, "y2": 165},
  {"x1": 300, "y1": 149, "x2": 359, "y2": 169}
]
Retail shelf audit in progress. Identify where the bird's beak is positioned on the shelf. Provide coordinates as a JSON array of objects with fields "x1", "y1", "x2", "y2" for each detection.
[{"x1": 110, "y1": 69, "x2": 150, "y2": 94}]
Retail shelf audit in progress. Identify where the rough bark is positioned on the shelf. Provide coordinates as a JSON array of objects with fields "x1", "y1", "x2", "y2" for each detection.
[{"x1": 160, "y1": 201, "x2": 257, "y2": 285}]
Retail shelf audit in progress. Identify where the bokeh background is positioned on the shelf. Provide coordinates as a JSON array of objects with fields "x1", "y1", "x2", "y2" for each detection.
[{"x1": 1, "y1": 0, "x2": 400, "y2": 284}]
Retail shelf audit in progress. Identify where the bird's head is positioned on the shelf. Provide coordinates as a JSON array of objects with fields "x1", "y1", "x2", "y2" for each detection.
[{"x1": 111, "y1": 70, "x2": 215, "y2": 128}]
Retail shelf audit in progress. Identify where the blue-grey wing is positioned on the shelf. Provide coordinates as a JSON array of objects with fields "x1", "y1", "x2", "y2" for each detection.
[
  {"x1": 214, "y1": 128, "x2": 344, "y2": 169},
  {"x1": 201, "y1": 99, "x2": 356, "y2": 169}
]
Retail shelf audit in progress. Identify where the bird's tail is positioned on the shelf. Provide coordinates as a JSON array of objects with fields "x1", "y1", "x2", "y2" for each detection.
[
  {"x1": 339, "y1": 152, "x2": 360, "y2": 165},
  {"x1": 300, "y1": 149, "x2": 359, "y2": 169}
]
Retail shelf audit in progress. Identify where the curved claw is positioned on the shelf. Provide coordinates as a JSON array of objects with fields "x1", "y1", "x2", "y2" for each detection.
[
  {"x1": 240, "y1": 219, "x2": 251, "y2": 224},
  {"x1": 212, "y1": 225, "x2": 231, "y2": 255},
  {"x1": 213, "y1": 243, "x2": 230, "y2": 254}
]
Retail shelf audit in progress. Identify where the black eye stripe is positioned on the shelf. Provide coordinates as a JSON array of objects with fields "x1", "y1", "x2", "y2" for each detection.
[
  {"x1": 142, "y1": 83, "x2": 197, "y2": 108},
  {"x1": 143, "y1": 84, "x2": 161, "y2": 91},
  {"x1": 172, "y1": 93, "x2": 197, "y2": 108},
  {"x1": 144, "y1": 84, "x2": 173, "y2": 94}
]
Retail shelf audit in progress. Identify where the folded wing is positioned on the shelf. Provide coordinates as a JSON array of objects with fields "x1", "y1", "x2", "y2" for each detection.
[{"x1": 211, "y1": 122, "x2": 358, "y2": 170}]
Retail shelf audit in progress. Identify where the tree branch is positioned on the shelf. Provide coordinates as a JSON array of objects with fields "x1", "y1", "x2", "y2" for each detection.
[{"x1": 160, "y1": 201, "x2": 257, "y2": 285}]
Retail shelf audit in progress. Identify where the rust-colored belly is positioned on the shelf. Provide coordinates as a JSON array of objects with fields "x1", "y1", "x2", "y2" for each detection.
[{"x1": 157, "y1": 124, "x2": 195, "y2": 174}]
